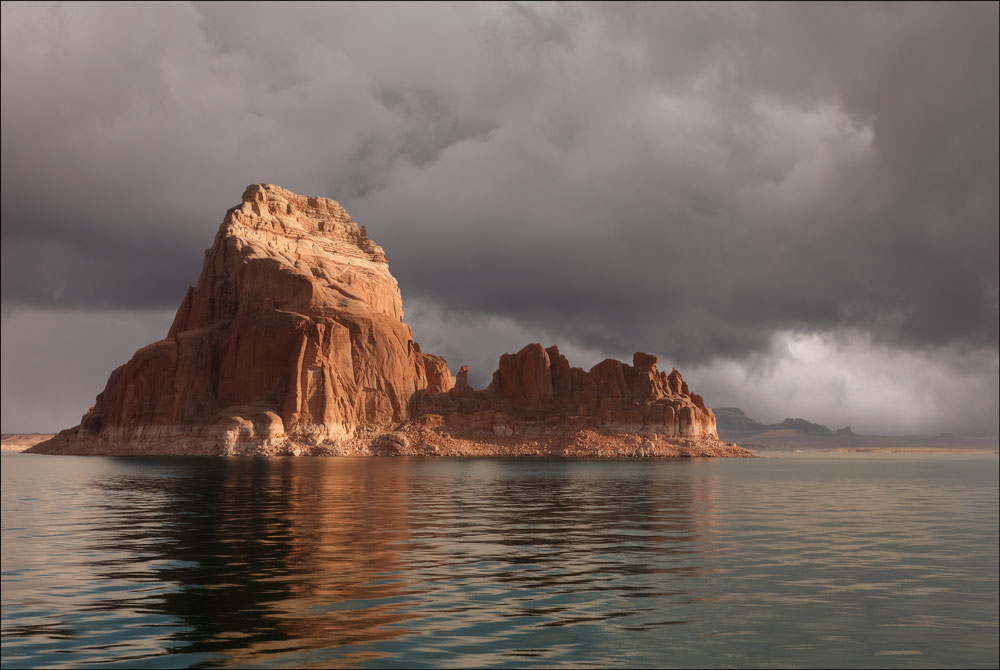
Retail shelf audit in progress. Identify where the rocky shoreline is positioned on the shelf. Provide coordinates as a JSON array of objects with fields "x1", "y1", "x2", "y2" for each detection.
[
  {"x1": 33, "y1": 431, "x2": 1000, "y2": 457},
  {"x1": 29, "y1": 426, "x2": 753, "y2": 458}
]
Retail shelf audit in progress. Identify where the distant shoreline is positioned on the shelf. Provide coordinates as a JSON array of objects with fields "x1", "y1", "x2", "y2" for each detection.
[
  {"x1": 729, "y1": 431, "x2": 998, "y2": 454},
  {"x1": 823, "y1": 447, "x2": 998, "y2": 454},
  {"x1": 1, "y1": 434, "x2": 55, "y2": 452}
]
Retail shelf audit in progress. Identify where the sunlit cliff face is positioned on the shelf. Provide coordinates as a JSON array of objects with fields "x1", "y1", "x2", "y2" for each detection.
[{"x1": 26, "y1": 184, "x2": 454, "y2": 455}]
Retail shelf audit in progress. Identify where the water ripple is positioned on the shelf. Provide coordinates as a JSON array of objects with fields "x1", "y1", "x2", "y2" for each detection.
[{"x1": 2, "y1": 454, "x2": 998, "y2": 668}]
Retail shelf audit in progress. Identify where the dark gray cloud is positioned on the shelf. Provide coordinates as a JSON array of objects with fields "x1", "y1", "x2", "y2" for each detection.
[{"x1": 2, "y1": 2, "x2": 997, "y2": 434}]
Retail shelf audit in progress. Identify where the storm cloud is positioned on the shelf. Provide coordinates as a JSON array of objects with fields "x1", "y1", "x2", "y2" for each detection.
[{"x1": 2, "y1": 2, "x2": 997, "y2": 434}]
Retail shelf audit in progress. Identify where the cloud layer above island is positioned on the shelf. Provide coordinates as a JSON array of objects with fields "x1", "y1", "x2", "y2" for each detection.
[{"x1": 2, "y1": 2, "x2": 997, "y2": 435}]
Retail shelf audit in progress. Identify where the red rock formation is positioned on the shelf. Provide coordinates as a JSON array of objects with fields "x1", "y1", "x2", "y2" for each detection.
[
  {"x1": 32, "y1": 184, "x2": 452, "y2": 455},
  {"x1": 29, "y1": 184, "x2": 748, "y2": 458},
  {"x1": 410, "y1": 344, "x2": 718, "y2": 439}
]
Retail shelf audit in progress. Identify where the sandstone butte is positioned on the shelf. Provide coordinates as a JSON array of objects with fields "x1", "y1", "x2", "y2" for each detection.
[{"x1": 29, "y1": 184, "x2": 753, "y2": 458}]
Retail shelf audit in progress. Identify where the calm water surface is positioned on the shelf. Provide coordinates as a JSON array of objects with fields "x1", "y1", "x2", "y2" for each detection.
[{"x1": 2, "y1": 453, "x2": 997, "y2": 668}]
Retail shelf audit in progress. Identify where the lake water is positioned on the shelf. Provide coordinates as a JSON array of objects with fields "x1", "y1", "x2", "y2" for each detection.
[{"x1": 2, "y1": 452, "x2": 997, "y2": 668}]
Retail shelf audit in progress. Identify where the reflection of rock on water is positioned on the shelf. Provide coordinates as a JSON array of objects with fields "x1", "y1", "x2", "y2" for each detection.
[
  {"x1": 86, "y1": 459, "x2": 716, "y2": 665},
  {"x1": 86, "y1": 459, "x2": 419, "y2": 666},
  {"x1": 272, "y1": 460, "x2": 421, "y2": 665}
]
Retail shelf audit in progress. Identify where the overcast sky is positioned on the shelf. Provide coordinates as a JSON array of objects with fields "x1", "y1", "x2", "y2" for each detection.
[{"x1": 2, "y1": 2, "x2": 997, "y2": 435}]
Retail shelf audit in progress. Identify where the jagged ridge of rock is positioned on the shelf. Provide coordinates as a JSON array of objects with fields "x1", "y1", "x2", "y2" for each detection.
[
  {"x1": 29, "y1": 184, "x2": 752, "y2": 458},
  {"x1": 411, "y1": 345, "x2": 717, "y2": 437},
  {"x1": 397, "y1": 344, "x2": 747, "y2": 458}
]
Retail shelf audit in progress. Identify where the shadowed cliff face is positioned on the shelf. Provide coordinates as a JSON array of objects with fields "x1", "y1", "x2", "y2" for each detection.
[{"x1": 29, "y1": 185, "x2": 727, "y2": 457}]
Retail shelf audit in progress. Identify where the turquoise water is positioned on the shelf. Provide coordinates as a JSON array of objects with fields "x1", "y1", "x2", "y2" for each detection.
[{"x1": 2, "y1": 452, "x2": 997, "y2": 668}]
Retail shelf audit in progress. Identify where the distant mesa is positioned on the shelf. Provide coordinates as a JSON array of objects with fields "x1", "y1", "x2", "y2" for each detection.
[
  {"x1": 715, "y1": 409, "x2": 995, "y2": 452},
  {"x1": 712, "y1": 407, "x2": 770, "y2": 436},
  {"x1": 28, "y1": 184, "x2": 752, "y2": 458},
  {"x1": 777, "y1": 418, "x2": 833, "y2": 437},
  {"x1": 714, "y1": 407, "x2": 834, "y2": 442}
]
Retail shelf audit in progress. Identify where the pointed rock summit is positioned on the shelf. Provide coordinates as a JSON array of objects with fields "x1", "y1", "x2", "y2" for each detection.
[{"x1": 30, "y1": 184, "x2": 750, "y2": 457}]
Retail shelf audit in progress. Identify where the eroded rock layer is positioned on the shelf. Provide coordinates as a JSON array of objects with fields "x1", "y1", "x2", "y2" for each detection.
[{"x1": 30, "y1": 184, "x2": 750, "y2": 458}]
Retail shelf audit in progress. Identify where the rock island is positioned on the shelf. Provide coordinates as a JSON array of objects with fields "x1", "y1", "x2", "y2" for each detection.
[{"x1": 29, "y1": 185, "x2": 752, "y2": 458}]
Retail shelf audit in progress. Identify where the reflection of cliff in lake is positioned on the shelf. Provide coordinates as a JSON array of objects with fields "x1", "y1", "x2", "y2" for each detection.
[
  {"x1": 82, "y1": 459, "x2": 415, "y2": 666},
  {"x1": 84, "y1": 459, "x2": 713, "y2": 667}
]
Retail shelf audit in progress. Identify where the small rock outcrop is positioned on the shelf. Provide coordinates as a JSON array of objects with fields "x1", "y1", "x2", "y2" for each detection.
[
  {"x1": 411, "y1": 344, "x2": 717, "y2": 437},
  {"x1": 29, "y1": 184, "x2": 750, "y2": 458}
]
